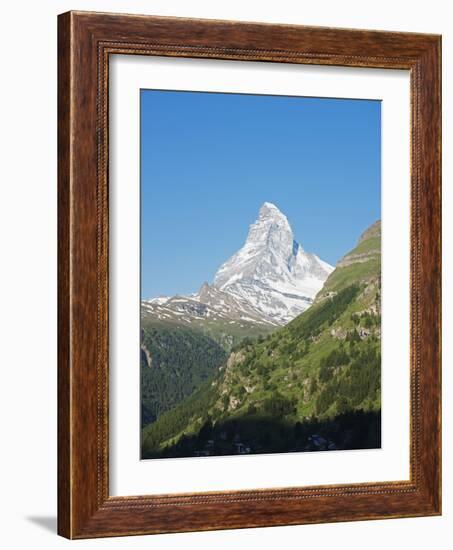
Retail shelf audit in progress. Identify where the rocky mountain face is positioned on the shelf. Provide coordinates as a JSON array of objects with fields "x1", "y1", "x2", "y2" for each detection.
[
  {"x1": 213, "y1": 202, "x2": 333, "y2": 323},
  {"x1": 142, "y1": 220, "x2": 382, "y2": 459},
  {"x1": 143, "y1": 282, "x2": 274, "y2": 327},
  {"x1": 142, "y1": 202, "x2": 333, "y2": 328}
]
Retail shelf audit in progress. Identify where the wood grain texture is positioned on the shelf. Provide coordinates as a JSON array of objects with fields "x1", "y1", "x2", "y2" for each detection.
[
  {"x1": 57, "y1": 11, "x2": 442, "y2": 539},
  {"x1": 57, "y1": 11, "x2": 72, "y2": 538}
]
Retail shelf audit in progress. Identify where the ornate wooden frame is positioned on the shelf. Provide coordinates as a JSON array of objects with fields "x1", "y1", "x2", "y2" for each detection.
[{"x1": 58, "y1": 11, "x2": 441, "y2": 539}]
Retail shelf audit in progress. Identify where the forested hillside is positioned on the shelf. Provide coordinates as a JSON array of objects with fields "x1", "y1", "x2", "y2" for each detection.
[{"x1": 140, "y1": 322, "x2": 227, "y2": 426}]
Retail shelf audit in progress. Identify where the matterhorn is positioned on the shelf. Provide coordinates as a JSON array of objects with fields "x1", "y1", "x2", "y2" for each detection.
[
  {"x1": 213, "y1": 202, "x2": 333, "y2": 323},
  {"x1": 143, "y1": 202, "x2": 333, "y2": 327}
]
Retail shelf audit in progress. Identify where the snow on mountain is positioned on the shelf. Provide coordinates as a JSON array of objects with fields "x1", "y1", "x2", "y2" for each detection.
[
  {"x1": 213, "y1": 202, "x2": 333, "y2": 323},
  {"x1": 143, "y1": 202, "x2": 333, "y2": 326},
  {"x1": 148, "y1": 296, "x2": 171, "y2": 306},
  {"x1": 142, "y1": 282, "x2": 275, "y2": 327}
]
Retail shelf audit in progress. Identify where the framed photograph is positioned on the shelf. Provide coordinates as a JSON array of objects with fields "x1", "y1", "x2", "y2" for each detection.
[{"x1": 58, "y1": 11, "x2": 441, "y2": 538}]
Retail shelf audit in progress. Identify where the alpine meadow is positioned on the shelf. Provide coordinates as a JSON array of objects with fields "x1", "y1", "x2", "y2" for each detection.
[{"x1": 140, "y1": 90, "x2": 381, "y2": 459}]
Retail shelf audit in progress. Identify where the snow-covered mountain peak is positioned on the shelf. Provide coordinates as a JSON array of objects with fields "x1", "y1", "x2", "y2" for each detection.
[
  {"x1": 143, "y1": 203, "x2": 334, "y2": 327},
  {"x1": 245, "y1": 202, "x2": 293, "y2": 253},
  {"x1": 258, "y1": 201, "x2": 287, "y2": 219},
  {"x1": 213, "y1": 203, "x2": 333, "y2": 323}
]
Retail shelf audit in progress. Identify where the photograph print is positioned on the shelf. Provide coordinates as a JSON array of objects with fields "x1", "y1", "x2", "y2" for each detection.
[{"x1": 140, "y1": 90, "x2": 381, "y2": 460}]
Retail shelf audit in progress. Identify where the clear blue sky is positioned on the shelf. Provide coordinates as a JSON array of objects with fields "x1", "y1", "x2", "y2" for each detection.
[{"x1": 141, "y1": 90, "x2": 381, "y2": 299}]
